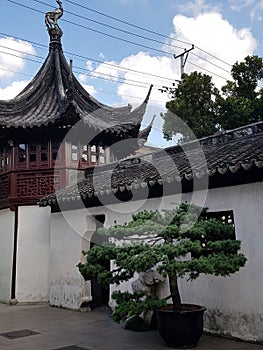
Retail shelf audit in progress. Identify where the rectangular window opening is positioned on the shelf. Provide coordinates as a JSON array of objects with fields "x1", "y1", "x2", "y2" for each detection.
[{"x1": 191, "y1": 210, "x2": 236, "y2": 259}]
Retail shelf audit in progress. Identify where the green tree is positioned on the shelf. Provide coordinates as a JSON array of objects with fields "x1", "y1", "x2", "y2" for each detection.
[
  {"x1": 230, "y1": 55, "x2": 263, "y2": 99},
  {"x1": 217, "y1": 55, "x2": 263, "y2": 130},
  {"x1": 78, "y1": 203, "x2": 246, "y2": 322},
  {"x1": 162, "y1": 72, "x2": 220, "y2": 142},
  {"x1": 162, "y1": 55, "x2": 263, "y2": 141}
]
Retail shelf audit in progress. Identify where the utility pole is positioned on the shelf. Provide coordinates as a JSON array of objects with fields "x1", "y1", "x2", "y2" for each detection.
[
  {"x1": 173, "y1": 44, "x2": 194, "y2": 78},
  {"x1": 158, "y1": 45, "x2": 194, "y2": 97}
]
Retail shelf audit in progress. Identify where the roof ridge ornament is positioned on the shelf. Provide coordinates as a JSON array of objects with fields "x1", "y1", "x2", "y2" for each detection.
[
  {"x1": 46, "y1": 1, "x2": 64, "y2": 49},
  {"x1": 45, "y1": 0, "x2": 63, "y2": 30}
]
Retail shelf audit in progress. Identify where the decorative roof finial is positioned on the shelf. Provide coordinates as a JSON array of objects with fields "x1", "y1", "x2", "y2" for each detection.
[{"x1": 45, "y1": 0, "x2": 63, "y2": 30}]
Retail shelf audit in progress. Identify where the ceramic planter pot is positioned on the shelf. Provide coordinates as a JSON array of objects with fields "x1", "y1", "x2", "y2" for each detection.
[{"x1": 157, "y1": 304, "x2": 206, "y2": 348}]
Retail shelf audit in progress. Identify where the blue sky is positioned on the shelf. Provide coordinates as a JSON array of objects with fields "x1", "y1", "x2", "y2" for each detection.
[{"x1": 0, "y1": 0, "x2": 262, "y2": 146}]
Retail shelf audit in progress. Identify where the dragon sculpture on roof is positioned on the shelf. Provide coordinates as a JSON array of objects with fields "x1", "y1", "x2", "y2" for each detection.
[{"x1": 45, "y1": 0, "x2": 63, "y2": 29}]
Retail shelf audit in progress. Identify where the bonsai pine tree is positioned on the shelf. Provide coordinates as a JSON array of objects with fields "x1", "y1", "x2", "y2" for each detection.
[{"x1": 78, "y1": 203, "x2": 247, "y2": 322}]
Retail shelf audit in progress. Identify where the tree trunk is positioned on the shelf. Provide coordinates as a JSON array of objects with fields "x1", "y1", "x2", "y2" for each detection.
[{"x1": 168, "y1": 270, "x2": 181, "y2": 311}]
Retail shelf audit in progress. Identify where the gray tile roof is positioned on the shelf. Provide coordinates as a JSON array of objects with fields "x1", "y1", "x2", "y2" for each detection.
[
  {"x1": 0, "y1": 28, "x2": 152, "y2": 134},
  {"x1": 39, "y1": 121, "x2": 263, "y2": 207}
]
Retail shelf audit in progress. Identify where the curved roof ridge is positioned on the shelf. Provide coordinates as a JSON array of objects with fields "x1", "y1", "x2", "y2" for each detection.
[
  {"x1": 139, "y1": 115, "x2": 156, "y2": 144},
  {"x1": 0, "y1": 16, "x2": 152, "y2": 132},
  {"x1": 54, "y1": 48, "x2": 67, "y2": 104}
]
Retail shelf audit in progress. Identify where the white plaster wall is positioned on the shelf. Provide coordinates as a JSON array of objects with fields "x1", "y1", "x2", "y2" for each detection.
[
  {"x1": 95, "y1": 182, "x2": 263, "y2": 342},
  {"x1": 0, "y1": 209, "x2": 15, "y2": 302},
  {"x1": 49, "y1": 209, "x2": 96, "y2": 309},
  {"x1": 179, "y1": 182, "x2": 263, "y2": 342},
  {"x1": 48, "y1": 192, "x2": 187, "y2": 310},
  {"x1": 50, "y1": 181, "x2": 263, "y2": 341},
  {"x1": 16, "y1": 206, "x2": 51, "y2": 303}
]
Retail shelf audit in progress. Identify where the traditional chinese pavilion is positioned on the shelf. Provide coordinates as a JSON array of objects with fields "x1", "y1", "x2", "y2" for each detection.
[
  {"x1": 0, "y1": 0, "x2": 152, "y2": 304},
  {"x1": 0, "y1": 3, "x2": 152, "y2": 210}
]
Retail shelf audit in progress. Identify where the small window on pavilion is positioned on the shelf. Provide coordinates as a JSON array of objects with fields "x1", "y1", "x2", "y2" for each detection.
[
  {"x1": 41, "y1": 143, "x2": 48, "y2": 151},
  {"x1": 41, "y1": 153, "x2": 48, "y2": 162},
  {"x1": 0, "y1": 147, "x2": 8, "y2": 171},
  {"x1": 71, "y1": 144, "x2": 78, "y2": 161},
  {"x1": 40, "y1": 143, "x2": 48, "y2": 163},
  {"x1": 1, "y1": 151, "x2": 5, "y2": 167},
  {"x1": 29, "y1": 144, "x2": 37, "y2": 152},
  {"x1": 51, "y1": 142, "x2": 59, "y2": 161},
  {"x1": 18, "y1": 144, "x2": 26, "y2": 162},
  {"x1": 90, "y1": 145, "x2": 97, "y2": 163},
  {"x1": 81, "y1": 145, "x2": 88, "y2": 162},
  {"x1": 99, "y1": 146, "x2": 105, "y2": 164},
  {"x1": 29, "y1": 143, "x2": 37, "y2": 163},
  {"x1": 29, "y1": 154, "x2": 37, "y2": 162}
]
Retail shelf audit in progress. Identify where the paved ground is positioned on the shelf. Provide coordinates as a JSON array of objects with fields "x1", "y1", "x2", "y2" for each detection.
[{"x1": 0, "y1": 303, "x2": 262, "y2": 350}]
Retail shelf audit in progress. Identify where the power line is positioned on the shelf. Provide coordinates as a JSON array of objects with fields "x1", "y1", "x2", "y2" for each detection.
[
  {"x1": 0, "y1": 43, "x2": 171, "y2": 90},
  {"x1": 188, "y1": 61, "x2": 228, "y2": 80},
  {"x1": 34, "y1": 0, "x2": 184, "y2": 51},
  {"x1": 5, "y1": 0, "x2": 176, "y2": 57},
  {"x1": 195, "y1": 45, "x2": 232, "y2": 67},
  {"x1": 191, "y1": 52, "x2": 230, "y2": 73},
  {"x1": 57, "y1": 1, "x2": 232, "y2": 74},
  {"x1": 0, "y1": 32, "x2": 178, "y2": 84},
  {"x1": 6, "y1": 0, "x2": 232, "y2": 76},
  {"x1": 0, "y1": 67, "x2": 32, "y2": 78},
  {"x1": 64, "y1": 0, "x2": 233, "y2": 68},
  {"x1": 0, "y1": 66, "x2": 165, "y2": 104},
  {"x1": 0, "y1": 49, "x2": 42, "y2": 65}
]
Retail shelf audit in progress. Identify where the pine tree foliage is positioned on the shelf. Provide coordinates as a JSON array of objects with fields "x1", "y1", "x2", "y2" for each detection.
[{"x1": 78, "y1": 203, "x2": 247, "y2": 321}]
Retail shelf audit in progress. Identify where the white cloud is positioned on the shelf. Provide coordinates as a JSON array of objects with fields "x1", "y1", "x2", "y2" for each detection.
[
  {"x1": 0, "y1": 8, "x2": 257, "y2": 147},
  {"x1": 0, "y1": 80, "x2": 29, "y2": 100},
  {"x1": 229, "y1": 0, "x2": 254, "y2": 11},
  {"x1": 86, "y1": 60, "x2": 93, "y2": 71},
  {"x1": 0, "y1": 37, "x2": 35, "y2": 79},
  {"x1": 82, "y1": 84, "x2": 97, "y2": 96},
  {"x1": 78, "y1": 73, "x2": 88, "y2": 84},
  {"x1": 168, "y1": 12, "x2": 256, "y2": 87},
  {"x1": 92, "y1": 11, "x2": 256, "y2": 109},
  {"x1": 249, "y1": 1, "x2": 263, "y2": 20},
  {"x1": 92, "y1": 60, "x2": 121, "y2": 82},
  {"x1": 116, "y1": 52, "x2": 179, "y2": 106},
  {"x1": 114, "y1": 0, "x2": 148, "y2": 4},
  {"x1": 228, "y1": 0, "x2": 263, "y2": 21},
  {"x1": 90, "y1": 9, "x2": 257, "y2": 148},
  {"x1": 175, "y1": 0, "x2": 221, "y2": 16}
]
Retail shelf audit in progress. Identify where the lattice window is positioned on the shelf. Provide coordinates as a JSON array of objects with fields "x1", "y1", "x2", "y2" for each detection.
[
  {"x1": 16, "y1": 173, "x2": 61, "y2": 198},
  {"x1": 15, "y1": 142, "x2": 57, "y2": 170},
  {"x1": 28, "y1": 144, "x2": 37, "y2": 163},
  {"x1": 79, "y1": 144, "x2": 106, "y2": 167},
  {"x1": 27, "y1": 143, "x2": 49, "y2": 169},
  {"x1": 90, "y1": 145, "x2": 97, "y2": 163},
  {"x1": 0, "y1": 174, "x2": 9, "y2": 199},
  {"x1": 191, "y1": 210, "x2": 236, "y2": 259},
  {"x1": 40, "y1": 142, "x2": 48, "y2": 163},
  {"x1": 203, "y1": 210, "x2": 235, "y2": 233},
  {"x1": 81, "y1": 145, "x2": 88, "y2": 163},
  {"x1": 51, "y1": 142, "x2": 60, "y2": 163},
  {"x1": 18, "y1": 144, "x2": 26, "y2": 164},
  {"x1": 99, "y1": 146, "x2": 105, "y2": 164},
  {"x1": 0, "y1": 147, "x2": 9, "y2": 173},
  {"x1": 71, "y1": 144, "x2": 78, "y2": 161}
]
